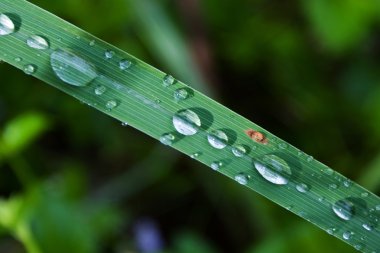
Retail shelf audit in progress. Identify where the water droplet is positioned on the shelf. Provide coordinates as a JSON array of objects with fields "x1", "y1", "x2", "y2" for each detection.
[
  {"x1": 329, "y1": 183, "x2": 338, "y2": 190},
  {"x1": 172, "y1": 109, "x2": 201, "y2": 136},
  {"x1": 106, "y1": 100, "x2": 118, "y2": 110},
  {"x1": 343, "y1": 180, "x2": 352, "y2": 187},
  {"x1": 190, "y1": 152, "x2": 200, "y2": 159},
  {"x1": 50, "y1": 48, "x2": 98, "y2": 87},
  {"x1": 211, "y1": 161, "x2": 223, "y2": 171},
  {"x1": 104, "y1": 50, "x2": 115, "y2": 59},
  {"x1": 376, "y1": 205, "x2": 380, "y2": 211},
  {"x1": 324, "y1": 168, "x2": 334, "y2": 175},
  {"x1": 343, "y1": 231, "x2": 353, "y2": 240},
  {"x1": 363, "y1": 223, "x2": 374, "y2": 231},
  {"x1": 121, "y1": 122, "x2": 128, "y2": 127},
  {"x1": 23, "y1": 64, "x2": 36, "y2": 75},
  {"x1": 26, "y1": 35, "x2": 49, "y2": 50},
  {"x1": 296, "y1": 183, "x2": 310, "y2": 193},
  {"x1": 278, "y1": 142, "x2": 288, "y2": 149},
  {"x1": 235, "y1": 173, "x2": 248, "y2": 185},
  {"x1": 207, "y1": 130, "x2": 228, "y2": 149},
  {"x1": 332, "y1": 199, "x2": 355, "y2": 221},
  {"x1": 95, "y1": 85, "x2": 106, "y2": 95},
  {"x1": 254, "y1": 155, "x2": 291, "y2": 185},
  {"x1": 119, "y1": 59, "x2": 132, "y2": 70},
  {"x1": 327, "y1": 227, "x2": 336, "y2": 235},
  {"x1": 361, "y1": 192, "x2": 369, "y2": 198},
  {"x1": 174, "y1": 88, "x2": 189, "y2": 101},
  {"x1": 14, "y1": 57, "x2": 22, "y2": 62},
  {"x1": 163, "y1": 75, "x2": 175, "y2": 87},
  {"x1": 306, "y1": 156, "x2": 314, "y2": 162},
  {"x1": 89, "y1": 40, "x2": 95, "y2": 46},
  {"x1": 160, "y1": 133, "x2": 175, "y2": 146},
  {"x1": 0, "y1": 13, "x2": 15, "y2": 36},
  {"x1": 232, "y1": 144, "x2": 247, "y2": 157},
  {"x1": 354, "y1": 243, "x2": 364, "y2": 251}
]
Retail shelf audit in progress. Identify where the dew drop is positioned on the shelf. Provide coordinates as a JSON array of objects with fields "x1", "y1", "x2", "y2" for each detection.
[
  {"x1": 306, "y1": 156, "x2": 314, "y2": 162},
  {"x1": 95, "y1": 85, "x2": 106, "y2": 95},
  {"x1": 235, "y1": 173, "x2": 248, "y2": 185},
  {"x1": 343, "y1": 180, "x2": 352, "y2": 187},
  {"x1": 26, "y1": 35, "x2": 49, "y2": 50},
  {"x1": 361, "y1": 192, "x2": 369, "y2": 198},
  {"x1": 172, "y1": 109, "x2": 201, "y2": 136},
  {"x1": 231, "y1": 144, "x2": 247, "y2": 157},
  {"x1": 106, "y1": 100, "x2": 118, "y2": 110},
  {"x1": 23, "y1": 64, "x2": 36, "y2": 75},
  {"x1": 190, "y1": 152, "x2": 200, "y2": 159},
  {"x1": 254, "y1": 154, "x2": 291, "y2": 185},
  {"x1": 174, "y1": 88, "x2": 189, "y2": 101},
  {"x1": 207, "y1": 130, "x2": 228, "y2": 149},
  {"x1": 160, "y1": 133, "x2": 175, "y2": 146},
  {"x1": 121, "y1": 122, "x2": 128, "y2": 127},
  {"x1": 332, "y1": 199, "x2": 355, "y2": 221},
  {"x1": 119, "y1": 59, "x2": 132, "y2": 70},
  {"x1": 296, "y1": 183, "x2": 310, "y2": 193},
  {"x1": 354, "y1": 243, "x2": 364, "y2": 251},
  {"x1": 14, "y1": 57, "x2": 22, "y2": 62},
  {"x1": 343, "y1": 231, "x2": 354, "y2": 240},
  {"x1": 329, "y1": 183, "x2": 338, "y2": 190},
  {"x1": 327, "y1": 227, "x2": 336, "y2": 235},
  {"x1": 104, "y1": 50, "x2": 115, "y2": 59},
  {"x1": 0, "y1": 13, "x2": 15, "y2": 36},
  {"x1": 363, "y1": 223, "x2": 374, "y2": 231},
  {"x1": 163, "y1": 75, "x2": 175, "y2": 87},
  {"x1": 278, "y1": 142, "x2": 288, "y2": 149},
  {"x1": 89, "y1": 40, "x2": 95, "y2": 46},
  {"x1": 211, "y1": 161, "x2": 223, "y2": 171},
  {"x1": 50, "y1": 48, "x2": 98, "y2": 87}
]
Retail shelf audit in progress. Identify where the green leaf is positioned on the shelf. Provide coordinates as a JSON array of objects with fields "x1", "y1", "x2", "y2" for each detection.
[{"x1": 0, "y1": 1, "x2": 380, "y2": 252}]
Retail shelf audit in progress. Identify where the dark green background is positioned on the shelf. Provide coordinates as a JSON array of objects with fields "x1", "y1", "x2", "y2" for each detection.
[{"x1": 1, "y1": 0, "x2": 380, "y2": 252}]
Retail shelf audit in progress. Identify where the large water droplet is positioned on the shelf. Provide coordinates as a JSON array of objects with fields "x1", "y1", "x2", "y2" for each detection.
[
  {"x1": 119, "y1": 59, "x2": 132, "y2": 70},
  {"x1": 235, "y1": 173, "x2": 248, "y2": 185},
  {"x1": 296, "y1": 183, "x2": 310, "y2": 193},
  {"x1": 174, "y1": 88, "x2": 189, "y2": 101},
  {"x1": 0, "y1": 13, "x2": 15, "y2": 36},
  {"x1": 172, "y1": 109, "x2": 201, "y2": 136},
  {"x1": 254, "y1": 155, "x2": 291, "y2": 185},
  {"x1": 232, "y1": 144, "x2": 247, "y2": 157},
  {"x1": 332, "y1": 199, "x2": 355, "y2": 221},
  {"x1": 160, "y1": 133, "x2": 175, "y2": 146},
  {"x1": 163, "y1": 75, "x2": 175, "y2": 87},
  {"x1": 50, "y1": 49, "x2": 98, "y2": 86},
  {"x1": 23, "y1": 64, "x2": 36, "y2": 75},
  {"x1": 207, "y1": 130, "x2": 228, "y2": 149},
  {"x1": 26, "y1": 35, "x2": 49, "y2": 50}
]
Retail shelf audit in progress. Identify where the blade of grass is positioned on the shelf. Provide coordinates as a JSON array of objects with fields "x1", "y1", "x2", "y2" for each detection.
[{"x1": 0, "y1": 1, "x2": 380, "y2": 252}]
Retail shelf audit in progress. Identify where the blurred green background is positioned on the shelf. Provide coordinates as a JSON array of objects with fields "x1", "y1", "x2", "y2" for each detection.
[{"x1": 1, "y1": 0, "x2": 380, "y2": 252}]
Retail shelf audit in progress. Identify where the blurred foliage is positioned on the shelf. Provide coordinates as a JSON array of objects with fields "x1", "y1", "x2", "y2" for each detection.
[{"x1": 1, "y1": 0, "x2": 380, "y2": 252}]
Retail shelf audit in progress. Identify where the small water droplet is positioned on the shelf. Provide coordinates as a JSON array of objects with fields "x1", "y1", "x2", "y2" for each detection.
[
  {"x1": 121, "y1": 122, "x2": 128, "y2": 127},
  {"x1": 354, "y1": 243, "x2": 364, "y2": 251},
  {"x1": 23, "y1": 64, "x2": 36, "y2": 75},
  {"x1": 343, "y1": 180, "x2": 352, "y2": 187},
  {"x1": 296, "y1": 183, "x2": 310, "y2": 193},
  {"x1": 14, "y1": 57, "x2": 22, "y2": 62},
  {"x1": 235, "y1": 173, "x2": 248, "y2": 185},
  {"x1": 324, "y1": 168, "x2": 334, "y2": 175},
  {"x1": 119, "y1": 59, "x2": 132, "y2": 70},
  {"x1": 163, "y1": 75, "x2": 175, "y2": 87},
  {"x1": 0, "y1": 13, "x2": 15, "y2": 36},
  {"x1": 254, "y1": 155, "x2": 291, "y2": 185},
  {"x1": 104, "y1": 50, "x2": 115, "y2": 59},
  {"x1": 190, "y1": 152, "x2": 200, "y2": 159},
  {"x1": 363, "y1": 223, "x2": 374, "y2": 231},
  {"x1": 232, "y1": 144, "x2": 247, "y2": 157},
  {"x1": 329, "y1": 183, "x2": 338, "y2": 190},
  {"x1": 50, "y1": 48, "x2": 98, "y2": 86},
  {"x1": 327, "y1": 227, "x2": 336, "y2": 235},
  {"x1": 95, "y1": 85, "x2": 106, "y2": 95},
  {"x1": 361, "y1": 192, "x2": 369, "y2": 198},
  {"x1": 207, "y1": 130, "x2": 228, "y2": 149},
  {"x1": 211, "y1": 161, "x2": 223, "y2": 171},
  {"x1": 278, "y1": 142, "x2": 288, "y2": 149},
  {"x1": 332, "y1": 199, "x2": 355, "y2": 221},
  {"x1": 160, "y1": 133, "x2": 175, "y2": 146},
  {"x1": 172, "y1": 109, "x2": 201, "y2": 136},
  {"x1": 173, "y1": 88, "x2": 189, "y2": 101},
  {"x1": 306, "y1": 156, "x2": 314, "y2": 162},
  {"x1": 26, "y1": 35, "x2": 49, "y2": 50},
  {"x1": 343, "y1": 231, "x2": 354, "y2": 240},
  {"x1": 106, "y1": 100, "x2": 118, "y2": 110},
  {"x1": 89, "y1": 40, "x2": 95, "y2": 46}
]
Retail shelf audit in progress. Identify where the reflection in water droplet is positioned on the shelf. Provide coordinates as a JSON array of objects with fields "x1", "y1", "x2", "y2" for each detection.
[
  {"x1": 363, "y1": 223, "x2": 374, "y2": 231},
  {"x1": 343, "y1": 231, "x2": 353, "y2": 240},
  {"x1": 23, "y1": 64, "x2": 36, "y2": 75},
  {"x1": 163, "y1": 75, "x2": 175, "y2": 87},
  {"x1": 174, "y1": 88, "x2": 189, "y2": 101},
  {"x1": 50, "y1": 48, "x2": 98, "y2": 86},
  {"x1": 254, "y1": 155, "x2": 291, "y2": 185},
  {"x1": 106, "y1": 100, "x2": 118, "y2": 110},
  {"x1": 160, "y1": 133, "x2": 175, "y2": 146},
  {"x1": 232, "y1": 144, "x2": 246, "y2": 157},
  {"x1": 105, "y1": 50, "x2": 115, "y2": 59},
  {"x1": 235, "y1": 173, "x2": 248, "y2": 185},
  {"x1": 296, "y1": 183, "x2": 309, "y2": 193},
  {"x1": 332, "y1": 199, "x2": 355, "y2": 221},
  {"x1": 172, "y1": 109, "x2": 201, "y2": 136},
  {"x1": 207, "y1": 130, "x2": 228, "y2": 149},
  {"x1": 119, "y1": 59, "x2": 132, "y2": 70},
  {"x1": 95, "y1": 85, "x2": 106, "y2": 95},
  {"x1": 0, "y1": 13, "x2": 15, "y2": 36},
  {"x1": 211, "y1": 161, "x2": 223, "y2": 171},
  {"x1": 26, "y1": 35, "x2": 49, "y2": 50}
]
